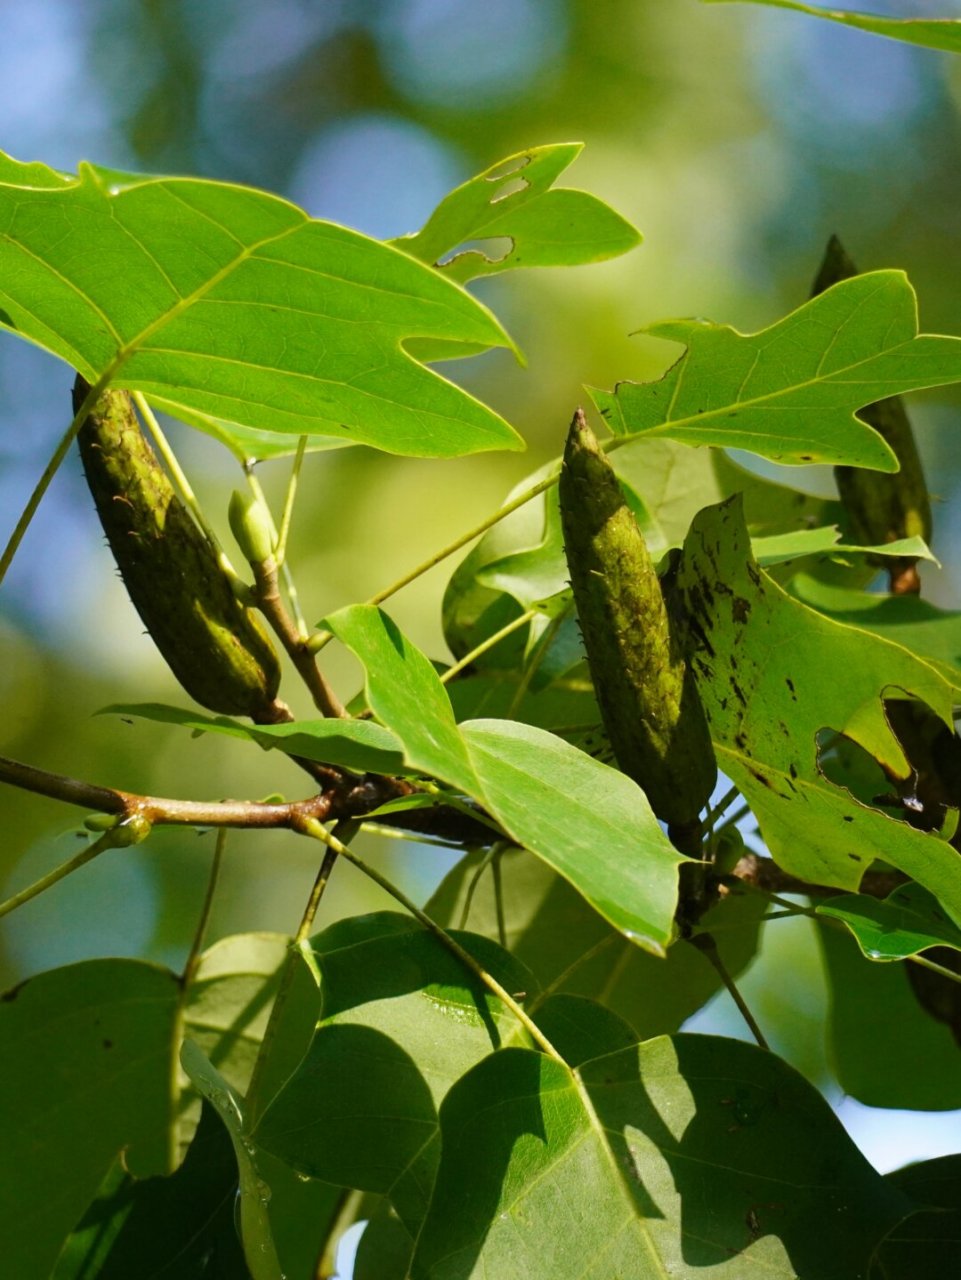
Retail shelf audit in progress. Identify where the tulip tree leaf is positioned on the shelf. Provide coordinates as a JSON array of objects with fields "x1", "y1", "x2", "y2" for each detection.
[
  {"x1": 393, "y1": 142, "x2": 641, "y2": 284},
  {"x1": 0, "y1": 151, "x2": 522, "y2": 462},
  {"x1": 818, "y1": 883, "x2": 961, "y2": 962},
  {"x1": 0, "y1": 961, "x2": 181, "y2": 1280},
  {"x1": 325, "y1": 604, "x2": 686, "y2": 952},
  {"x1": 255, "y1": 913, "x2": 532, "y2": 1240},
  {"x1": 591, "y1": 272, "x2": 961, "y2": 469},
  {"x1": 702, "y1": 0, "x2": 961, "y2": 54},
  {"x1": 411, "y1": 1035, "x2": 911, "y2": 1279},
  {"x1": 674, "y1": 496, "x2": 961, "y2": 925},
  {"x1": 788, "y1": 576, "x2": 961, "y2": 686},
  {"x1": 427, "y1": 847, "x2": 768, "y2": 1038}
]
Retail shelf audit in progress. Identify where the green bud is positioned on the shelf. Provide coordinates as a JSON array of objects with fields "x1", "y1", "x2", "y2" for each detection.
[{"x1": 229, "y1": 488, "x2": 275, "y2": 567}]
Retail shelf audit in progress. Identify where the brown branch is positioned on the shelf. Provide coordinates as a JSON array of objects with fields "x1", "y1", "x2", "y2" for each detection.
[
  {"x1": 0, "y1": 750, "x2": 495, "y2": 845},
  {"x1": 252, "y1": 556, "x2": 347, "y2": 719},
  {"x1": 730, "y1": 852, "x2": 906, "y2": 900}
]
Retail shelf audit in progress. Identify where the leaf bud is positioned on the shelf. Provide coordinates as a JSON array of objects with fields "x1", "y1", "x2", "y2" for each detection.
[{"x1": 229, "y1": 488, "x2": 275, "y2": 568}]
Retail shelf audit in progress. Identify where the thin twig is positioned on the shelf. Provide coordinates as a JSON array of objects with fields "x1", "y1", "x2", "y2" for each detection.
[
  {"x1": 0, "y1": 376, "x2": 110, "y2": 589},
  {"x1": 0, "y1": 818, "x2": 151, "y2": 921},
  {"x1": 275, "y1": 436, "x2": 307, "y2": 568},
  {"x1": 252, "y1": 556, "x2": 346, "y2": 717},
  {"x1": 181, "y1": 829, "x2": 227, "y2": 987},
  {"x1": 440, "y1": 610, "x2": 536, "y2": 685},
  {"x1": 689, "y1": 932, "x2": 770, "y2": 1050},
  {"x1": 294, "y1": 820, "x2": 359, "y2": 943},
  {"x1": 300, "y1": 817, "x2": 563, "y2": 1061}
]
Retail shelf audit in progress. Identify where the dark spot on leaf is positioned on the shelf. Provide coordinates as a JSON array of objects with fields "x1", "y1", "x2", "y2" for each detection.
[
  {"x1": 749, "y1": 769, "x2": 774, "y2": 789},
  {"x1": 779, "y1": 721, "x2": 790, "y2": 737},
  {"x1": 732, "y1": 597, "x2": 750, "y2": 624},
  {"x1": 730, "y1": 679, "x2": 747, "y2": 707},
  {"x1": 102, "y1": 1039, "x2": 114, "y2": 1050},
  {"x1": 600, "y1": 406, "x2": 611, "y2": 417},
  {"x1": 848, "y1": 853, "x2": 862, "y2": 861},
  {"x1": 789, "y1": 763, "x2": 798, "y2": 779},
  {"x1": 735, "y1": 732, "x2": 748, "y2": 749},
  {"x1": 799, "y1": 455, "x2": 813, "y2": 462},
  {"x1": 746, "y1": 563, "x2": 761, "y2": 587},
  {"x1": 843, "y1": 815, "x2": 854, "y2": 823},
  {"x1": 785, "y1": 678, "x2": 797, "y2": 700}
]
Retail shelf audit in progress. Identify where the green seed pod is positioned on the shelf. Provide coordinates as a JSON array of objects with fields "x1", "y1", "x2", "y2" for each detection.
[
  {"x1": 559, "y1": 409, "x2": 716, "y2": 835},
  {"x1": 75, "y1": 376, "x2": 283, "y2": 719},
  {"x1": 812, "y1": 236, "x2": 932, "y2": 595},
  {"x1": 229, "y1": 488, "x2": 275, "y2": 567}
]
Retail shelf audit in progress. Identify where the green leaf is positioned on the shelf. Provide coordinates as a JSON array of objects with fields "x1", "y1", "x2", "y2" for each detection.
[
  {"x1": 255, "y1": 913, "x2": 532, "y2": 1242},
  {"x1": 0, "y1": 152, "x2": 521, "y2": 461},
  {"x1": 325, "y1": 605, "x2": 480, "y2": 794},
  {"x1": 591, "y1": 272, "x2": 961, "y2": 469},
  {"x1": 789, "y1": 575, "x2": 961, "y2": 685},
  {"x1": 181, "y1": 1040, "x2": 283, "y2": 1280},
  {"x1": 105, "y1": 702, "x2": 409, "y2": 775},
  {"x1": 0, "y1": 961, "x2": 181, "y2": 1280},
  {"x1": 428, "y1": 847, "x2": 768, "y2": 1037},
  {"x1": 328, "y1": 605, "x2": 687, "y2": 952},
  {"x1": 703, "y1": 0, "x2": 961, "y2": 54},
  {"x1": 53, "y1": 1103, "x2": 249, "y2": 1280},
  {"x1": 819, "y1": 925, "x2": 961, "y2": 1110},
  {"x1": 392, "y1": 142, "x2": 640, "y2": 284},
  {"x1": 818, "y1": 883, "x2": 961, "y2": 961},
  {"x1": 751, "y1": 526, "x2": 938, "y2": 569},
  {"x1": 460, "y1": 719, "x2": 686, "y2": 953},
  {"x1": 411, "y1": 1035, "x2": 910, "y2": 1278},
  {"x1": 877, "y1": 1156, "x2": 961, "y2": 1278},
  {"x1": 183, "y1": 932, "x2": 292, "y2": 1108},
  {"x1": 674, "y1": 496, "x2": 961, "y2": 923}
]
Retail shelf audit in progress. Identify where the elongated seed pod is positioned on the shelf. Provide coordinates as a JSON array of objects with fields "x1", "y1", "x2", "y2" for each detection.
[
  {"x1": 812, "y1": 236, "x2": 932, "y2": 595},
  {"x1": 75, "y1": 376, "x2": 283, "y2": 719},
  {"x1": 559, "y1": 409, "x2": 716, "y2": 835}
]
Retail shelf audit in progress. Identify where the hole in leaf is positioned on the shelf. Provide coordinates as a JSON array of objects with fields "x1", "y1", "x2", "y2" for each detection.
[
  {"x1": 436, "y1": 236, "x2": 514, "y2": 268},
  {"x1": 484, "y1": 154, "x2": 531, "y2": 182},
  {"x1": 817, "y1": 696, "x2": 961, "y2": 836},
  {"x1": 490, "y1": 176, "x2": 529, "y2": 204}
]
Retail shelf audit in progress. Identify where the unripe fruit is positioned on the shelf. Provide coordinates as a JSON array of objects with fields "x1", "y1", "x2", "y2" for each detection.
[
  {"x1": 75, "y1": 376, "x2": 283, "y2": 719},
  {"x1": 559, "y1": 408, "x2": 716, "y2": 835},
  {"x1": 713, "y1": 824, "x2": 745, "y2": 876}
]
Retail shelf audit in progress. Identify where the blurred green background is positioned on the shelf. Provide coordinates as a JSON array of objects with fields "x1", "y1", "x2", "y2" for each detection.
[{"x1": 3, "y1": 0, "x2": 961, "y2": 1174}]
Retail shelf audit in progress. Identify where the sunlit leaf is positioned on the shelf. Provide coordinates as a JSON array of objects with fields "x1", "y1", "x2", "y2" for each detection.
[
  {"x1": 789, "y1": 575, "x2": 961, "y2": 686},
  {"x1": 326, "y1": 605, "x2": 686, "y2": 952},
  {"x1": 674, "y1": 496, "x2": 961, "y2": 923},
  {"x1": 818, "y1": 883, "x2": 961, "y2": 962},
  {"x1": 0, "y1": 152, "x2": 521, "y2": 461},
  {"x1": 0, "y1": 961, "x2": 180, "y2": 1280},
  {"x1": 703, "y1": 0, "x2": 961, "y2": 54},
  {"x1": 411, "y1": 1035, "x2": 910, "y2": 1278},
  {"x1": 591, "y1": 272, "x2": 961, "y2": 468},
  {"x1": 393, "y1": 142, "x2": 640, "y2": 284}
]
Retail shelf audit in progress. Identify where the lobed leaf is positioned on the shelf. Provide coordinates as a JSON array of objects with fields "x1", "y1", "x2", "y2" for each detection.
[
  {"x1": 591, "y1": 272, "x2": 961, "y2": 469},
  {"x1": 410, "y1": 1034, "x2": 911, "y2": 1278},
  {"x1": 674, "y1": 496, "x2": 961, "y2": 923},
  {"x1": 0, "y1": 152, "x2": 521, "y2": 461},
  {"x1": 703, "y1": 0, "x2": 961, "y2": 54},
  {"x1": 0, "y1": 961, "x2": 180, "y2": 1280},
  {"x1": 392, "y1": 142, "x2": 640, "y2": 284}
]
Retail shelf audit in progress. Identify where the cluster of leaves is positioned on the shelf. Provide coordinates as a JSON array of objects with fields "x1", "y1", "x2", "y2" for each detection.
[{"x1": 4, "y1": 7, "x2": 961, "y2": 1279}]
